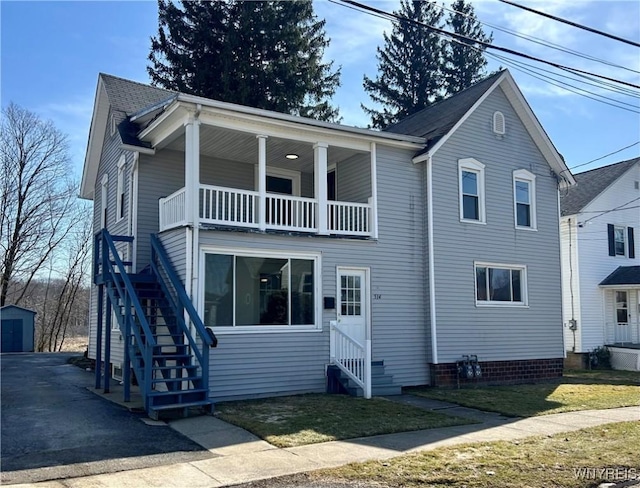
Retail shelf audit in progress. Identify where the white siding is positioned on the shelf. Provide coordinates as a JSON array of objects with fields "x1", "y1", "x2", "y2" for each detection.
[{"x1": 560, "y1": 217, "x2": 581, "y2": 352}]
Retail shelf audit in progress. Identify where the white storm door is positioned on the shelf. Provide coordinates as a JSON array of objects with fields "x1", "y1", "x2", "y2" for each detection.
[{"x1": 337, "y1": 268, "x2": 367, "y2": 346}]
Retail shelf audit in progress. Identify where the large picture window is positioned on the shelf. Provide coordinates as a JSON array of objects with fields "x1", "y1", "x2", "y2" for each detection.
[
  {"x1": 203, "y1": 250, "x2": 318, "y2": 330},
  {"x1": 475, "y1": 263, "x2": 527, "y2": 306}
]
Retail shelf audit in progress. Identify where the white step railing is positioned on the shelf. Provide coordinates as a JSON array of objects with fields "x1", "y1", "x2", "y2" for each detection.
[
  {"x1": 200, "y1": 185, "x2": 259, "y2": 228},
  {"x1": 328, "y1": 201, "x2": 371, "y2": 236},
  {"x1": 266, "y1": 194, "x2": 317, "y2": 232},
  {"x1": 159, "y1": 188, "x2": 187, "y2": 231},
  {"x1": 330, "y1": 322, "x2": 371, "y2": 398}
]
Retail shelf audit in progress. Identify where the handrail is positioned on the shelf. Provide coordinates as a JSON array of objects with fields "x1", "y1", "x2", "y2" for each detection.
[{"x1": 330, "y1": 322, "x2": 371, "y2": 398}]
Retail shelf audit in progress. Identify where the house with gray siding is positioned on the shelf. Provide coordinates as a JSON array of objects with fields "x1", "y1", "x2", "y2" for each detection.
[{"x1": 81, "y1": 69, "x2": 575, "y2": 418}]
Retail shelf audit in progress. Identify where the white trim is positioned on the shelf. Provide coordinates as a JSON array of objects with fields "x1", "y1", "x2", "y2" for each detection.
[
  {"x1": 111, "y1": 362, "x2": 123, "y2": 381},
  {"x1": 614, "y1": 225, "x2": 627, "y2": 257},
  {"x1": 110, "y1": 114, "x2": 117, "y2": 137},
  {"x1": 129, "y1": 153, "x2": 139, "y2": 270},
  {"x1": 474, "y1": 261, "x2": 528, "y2": 307},
  {"x1": 100, "y1": 174, "x2": 109, "y2": 228},
  {"x1": 116, "y1": 154, "x2": 126, "y2": 223},
  {"x1": 254, "y1": 165, "x2": 302, "y2": 197},
  {"x1": 370, "y1": 142, "x2": 379, "y2": 239},
  {"x1": 458, "y1": 158, "x2": 486, "y2": 224},
  {"x1": 120, "y1": 144, "x2": 155, "y2": 155},
  {"x1": 335, "y1": 266, "x2": 371, "y2": 340},
  {"x1": 314, "y1": 142, "x2": 328, "y2": 235},
  {"x1": 426, "y1": 156, "x2": 438, "y2": 364},
  {"x1": 513, "y1": 169, "x2": 537, "y2": 230},
  {"x1": 492, "y1": 111, "x2": 505, "y2": 135},
  {"x1": 199, "y1": 245, "x2": 322, "y2": 334}
]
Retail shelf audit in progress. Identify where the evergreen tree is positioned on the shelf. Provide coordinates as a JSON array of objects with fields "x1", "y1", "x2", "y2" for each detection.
[
  {"x1": 363, "y1": 0, "x2": 444, "y2": 129},
  {"x1": 443, "y1": 0, "x2": 493, "y2": 95},
  {"x1": 148, "y1": 0, "x2": 341, "y2": 122}
]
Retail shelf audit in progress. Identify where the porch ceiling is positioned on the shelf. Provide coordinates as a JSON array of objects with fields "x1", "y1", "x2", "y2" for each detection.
[{"x1": 165, "y1": 125, "x2": 367, "y2": 173}]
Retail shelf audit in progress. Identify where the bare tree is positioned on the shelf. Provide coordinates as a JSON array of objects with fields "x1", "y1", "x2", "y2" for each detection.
[{"x1": 0, "y1": 103, "x2": 80, "y2": 306}]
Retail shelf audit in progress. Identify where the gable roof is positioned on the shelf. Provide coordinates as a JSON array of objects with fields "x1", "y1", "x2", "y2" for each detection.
[
  {"x1": 1, "y1": 305, "x2": 37, "y2": 315},
  {"x1": 599, "y1": 266, "x2": 640, "y2": 286},
  {"x1": 560, "y1": 157, "x2": 639, "y2": 216},
  {"x1": 385, "y1": 70, "x2": 504, "y2": 146},
  {"x1": 385, "y1": 69, "x2": 575, "y2": 187},
  {"x1": 100, "y1": 74, "x2": 176, "y2": 116}
]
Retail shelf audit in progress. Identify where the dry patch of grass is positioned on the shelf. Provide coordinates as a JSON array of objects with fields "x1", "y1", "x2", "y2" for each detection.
[
  {"x1": 410, "y1": 369, "x2": 640, "y2": 417},
  {"x1": 310, "y1": 421, "x2": 640, "y2": 488},
  {"x1": 215, "y1": 393, "x2": 473, "y2": 447}
]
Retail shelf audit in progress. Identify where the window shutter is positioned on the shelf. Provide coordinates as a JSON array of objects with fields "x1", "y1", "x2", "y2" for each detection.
[
  {"x1": 608, "y1": 224, "x2": 616, "y2": 256},
  {"x1": 628, "y1": 227, "x2": 635, "y2": 259}
]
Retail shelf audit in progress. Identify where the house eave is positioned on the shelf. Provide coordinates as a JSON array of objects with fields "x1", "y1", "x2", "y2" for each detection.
[{"x1": 80, "y1": 77, "x2": 110, "y2": 200}]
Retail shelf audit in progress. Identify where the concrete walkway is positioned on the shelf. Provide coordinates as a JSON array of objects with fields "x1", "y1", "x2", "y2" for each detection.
[{"x1": 8, "y1": 398, "x2": 639, "y2": 488}]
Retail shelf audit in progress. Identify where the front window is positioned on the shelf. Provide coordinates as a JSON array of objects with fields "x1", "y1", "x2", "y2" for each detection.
[
  {"x1": 116, "y1": 155, "x2": 126, "y2": 222},
  {"x1": 475, "y1": 263, "x2": 527, "y2": 306},
  {"x1": 513, "y1": 169, "x2": 536, "y2": 229},
  {"x1": 459, "y1": 159, "x2": 485, "y2": 223},
  {"x1": 614, "y1": 226, "x2": 626, "y2": 256},
  {"x1": 203, "y1": 250, "x2": 317, "y2": 330}
]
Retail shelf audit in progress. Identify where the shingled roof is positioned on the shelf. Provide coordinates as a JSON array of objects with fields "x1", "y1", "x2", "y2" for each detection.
[
  {"x1": 384, "y1": 70, "x2": 505, "y2": 148},
  {"x1": 100, "y1": 73, "x2": 176, "y2": 116},
  {"x1": 560, "y1": 157, "x2": 639, "y2": 216},
  {"x1": 599, "y1": 266, "x2": 640, "y2": 286}
]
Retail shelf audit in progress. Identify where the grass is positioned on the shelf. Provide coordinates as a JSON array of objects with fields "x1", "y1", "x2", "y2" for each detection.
[
  {"x1": 214, "y1": 393, "x2": 473, "y2": 447},
  {"x1": 306, "y1": 421, "x2": 640, "y2": 488},
  {"x1": 409, "y1": 369, "x2": 640, "y2": 417}
]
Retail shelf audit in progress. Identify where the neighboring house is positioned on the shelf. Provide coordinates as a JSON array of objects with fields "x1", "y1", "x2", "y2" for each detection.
[
  {"x1": 81, "y1": 69, "x2": 575, "y2": 418},
  {"x1": 560, "y1": 158, "x2": 640, "y2": 371}
]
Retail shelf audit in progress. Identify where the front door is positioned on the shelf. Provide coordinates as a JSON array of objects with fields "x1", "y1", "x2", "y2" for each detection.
[
  {"x1": 615, "y1": 290, "x2": 630, "y2": 343},
  {"x1": 337, "y1": 268, "x2": 367, "y2": 346}
]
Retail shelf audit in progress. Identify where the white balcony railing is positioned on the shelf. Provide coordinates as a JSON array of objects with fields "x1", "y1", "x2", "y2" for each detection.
[
  {"x1": 159, "y1": 184, "x2": 373, "y2": 237},
  {"x1": 266, "y1": 194, "x2": 317, "y2": 232},
  {"x1": 199, "y1": 184, "x2": 259, "y2": 228},
  {"x1": 328, "y1": 200, "x2": 371, "y2": 236},
  {"x1": 159, "y1": 188, "x2": 187, "y2": 231}
]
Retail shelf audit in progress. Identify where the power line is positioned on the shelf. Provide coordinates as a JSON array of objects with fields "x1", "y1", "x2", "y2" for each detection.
[
  {"x1": 570, "y1": 142, "x2": 640, "y2": 170},
  {"x1": 433, "y1": 2, "x2": 640, "y2": 75},
  {"x1": 334, "y1": 0, "x2": 640, "y2": 90},
  {"x1": 498, "y1": 0, "x2": 640, "y2": 49},
  {"x1": 582, "y1": 196, "x2": 640, "y2": 225}
]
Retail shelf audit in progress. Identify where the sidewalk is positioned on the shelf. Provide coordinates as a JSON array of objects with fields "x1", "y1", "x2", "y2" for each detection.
[{"x1": 8, "y1": 397, "x2": 639, "y2": 488}]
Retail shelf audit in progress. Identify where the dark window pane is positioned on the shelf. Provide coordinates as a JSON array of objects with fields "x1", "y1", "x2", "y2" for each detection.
[
  {"x1": 614, "y1": 228, "x2": 625, "y2": 255},
  {"x1": 267, "y1": 175, "x2": 293, "y2": 195},
  {"x1": 511, "y1": 270, "x2": 522, "y2": 302},
  {"x1": 291, "y1": 259, "x2": 314, "y2": 325},
  {"x1": 517, "y1": 203, "x2": 531, "y2": 227},
  {"x1": 236, "y1": 257, "x2": 288, "y2": 325},
  {"x1": 327, "y1": 170, "x2": 336, "y2": 201},
  {"x1": 617, "y1": 309, "x2": 628, "y2": 323},
  {"x1": 476, "y1": 267, "x2": 487, "y2": 301},
  {"x1": 462, "y1": 171, "x2": 477, "y2": 195},
  {"x1": 463, "y1": 195, "x2": 479, "y2": 220},
  {"x1": 204, "y1": 254, "x2": 234, "y2": 326},
  {"x1": 489, "y1": 268, "x2": 511, "y2": 301},
  {"x1": 515, "y1": 181, "x2": 529, "y2": 204}
]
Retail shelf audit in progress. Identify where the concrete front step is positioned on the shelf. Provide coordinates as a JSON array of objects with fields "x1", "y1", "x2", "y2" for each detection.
[{"x1": 327, "y1": 362, "x2": 402, "y2": 397}]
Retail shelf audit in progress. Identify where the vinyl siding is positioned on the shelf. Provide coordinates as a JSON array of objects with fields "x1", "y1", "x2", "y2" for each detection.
[
  {"x1": 198, "y1": 145, "x2": 429, "y2": 401},
  {"x1": 431, "y1": 87, "x2": 564, "y2": 363},
  {"x1": 560, "y1": 217, "x2": 581, "y2": 352},
  {"x1": 573, "y1": 162, "x2": 640, "y2": 351},
  {"x1": 337, "y1": 153, "x2": 371, "y2": 203},
  {"x1": 158, "y1": 227, "x2": 187, "y2": 283}
]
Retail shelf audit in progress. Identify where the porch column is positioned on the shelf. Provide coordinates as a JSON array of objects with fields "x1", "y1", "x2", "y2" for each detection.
[
  {"x1": 370, "y1": 142, "x2": 379, "y2": 239},
  {"x1": 184, "y1": 117, "x2": 201, "y2": 226},
  {"x1": 257, "y1": 135, "x2": 268, "y2": 231},
  {"x1": 314, "y1": 142, "x2": 329, "y2": 235}
]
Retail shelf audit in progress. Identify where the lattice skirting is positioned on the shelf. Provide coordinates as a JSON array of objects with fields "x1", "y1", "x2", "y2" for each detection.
[{"x1": 609, "y1": 347, "x2": 640, "y2": 372}]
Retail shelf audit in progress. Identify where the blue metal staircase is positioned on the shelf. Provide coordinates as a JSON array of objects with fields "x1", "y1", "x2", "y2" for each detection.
[{"x1": 93, "y1": 230, "x2": 217, "y2": 420}]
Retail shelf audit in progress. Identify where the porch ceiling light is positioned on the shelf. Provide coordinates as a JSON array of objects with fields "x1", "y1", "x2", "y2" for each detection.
[{"x1": 285, "y1": 153, "x2": 299, "y2": 160}]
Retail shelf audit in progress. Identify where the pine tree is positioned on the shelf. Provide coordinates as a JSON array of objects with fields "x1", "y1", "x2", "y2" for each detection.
[
  {"x1": 443, "y1": 0, "x2": 493, "y2": 96},
  {"x1": 148, "y1": 0, "x2": 341, "y2": 122},
  {"x1": 362, "y1": 0, "x2": 444, "y2": 129}
]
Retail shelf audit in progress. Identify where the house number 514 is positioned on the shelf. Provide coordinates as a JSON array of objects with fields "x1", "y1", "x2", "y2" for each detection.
[{"x1": 373, "y1": 294, "x2": 382, "y2": 300}]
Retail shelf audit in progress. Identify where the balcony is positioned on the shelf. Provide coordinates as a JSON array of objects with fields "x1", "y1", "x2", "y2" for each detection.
[{"x1": 159, "y1": 185, "x2": 373, "y2": 237}]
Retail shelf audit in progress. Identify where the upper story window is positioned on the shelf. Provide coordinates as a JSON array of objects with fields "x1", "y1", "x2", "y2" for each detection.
[
  {"x1": 100, "y1": 174, "x2": 109, "y2": 228},
  {"x1": 116, "y1": 155, "x2": 126, "y2": 222},
  {"x1": 475, "y1": 262, "x2": 527, "y2": 307},
  {"x1": 513, "y1": 169, "x2": 537, "y2": 230},
  {"x1": 458, "y1": 158, "x2": 486, "y2": 223},
  {"x1": 608, "y1": 224, "x2": 635, "y2": 258}
]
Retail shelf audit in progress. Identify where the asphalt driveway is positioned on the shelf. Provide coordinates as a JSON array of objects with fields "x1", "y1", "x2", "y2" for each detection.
[{"x1": 0, "y1": 352, "x2": 213, "y2": 485}]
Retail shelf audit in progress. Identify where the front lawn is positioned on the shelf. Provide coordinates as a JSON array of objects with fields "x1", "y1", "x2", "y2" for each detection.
[
  {"x1": 409, "y1": 369, "x2": 640, "y2": 417},
  {"x1": 215, "y1": 393, "x2": 473, "y2": 447},
  {"x1": 307, "y1": 421, "x2": 640, "y2": 488}
]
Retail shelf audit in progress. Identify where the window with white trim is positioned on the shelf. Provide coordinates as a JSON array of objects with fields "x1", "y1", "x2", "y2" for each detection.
[
  {"x1": 100, "y1": 174, "x2": 109, "y2": 228},
  {"x1": 116, "y1": 155, "x2": 126, "y2": 222},
  {"x1": 614, "y1": 226, "x2": 626, "y2": 256},
  {"x1": 475, "y1": 263, "x2": 527, "y2": 306},
  {"x1": 459, "y1": 159, "x2": 485, "y2": 223},
  {"x1": 513, "y1": 169, "x2": 536, "y2": 229},
  {"x1": 203, "y1": 249, "x2": 319, "y2": 331}
]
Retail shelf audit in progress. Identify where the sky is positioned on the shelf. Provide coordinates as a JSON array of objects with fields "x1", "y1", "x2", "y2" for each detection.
[{"x1": 1, "y1": 0, "x2": 639, "y2": 182}]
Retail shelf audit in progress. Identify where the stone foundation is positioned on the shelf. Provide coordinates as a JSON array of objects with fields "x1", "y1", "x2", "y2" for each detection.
[
  {"x1": 430, "y1": 358, "x2": 564, "y2": 387},
  {"x1": 564, "y1": 352, "x2": 588, "y2": 370}
]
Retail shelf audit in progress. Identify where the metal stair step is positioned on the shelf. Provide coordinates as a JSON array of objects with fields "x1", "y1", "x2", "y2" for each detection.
[{"x1": 151, "y1": 376, "x2": 201, "y2": 384}]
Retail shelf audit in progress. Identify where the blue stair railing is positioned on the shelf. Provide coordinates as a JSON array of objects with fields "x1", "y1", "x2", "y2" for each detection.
[{"x1": 149, "y1": 234, "x2": 216, "y2": 394}]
